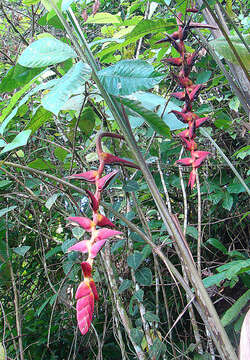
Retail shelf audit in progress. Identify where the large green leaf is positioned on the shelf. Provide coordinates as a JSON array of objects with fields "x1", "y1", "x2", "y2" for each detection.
[
  {"x1": 127, "y1": 251, "x2": 143, "y2": 270},
  {"x1": 0, "y1": 64, "x2": 45, "y2": 92},
  {"x1": 116, "y1": 96, "x2": 171, "y2": 138},
  {"x1": 98, "y1": 60, "x2": 164, "y2": 96},
  {"x1": 25, "y1": 106, "x2": 53, "y2": 134},
  {"x1": 127, "y1": 18, "x2": 176, "y2": 39},
  {"x1": 135, "y1": 267, "x2": 152, "y2": 286},
  {"x1": 0, "y1": 130, "x2": 31, "y2": 155},
  {"x1": 125, "y1": 91, "x2": 184, "y2": 130},
  {"x1": 18, "y1": 37, "x2": 77, "y2": 68},
  {"x1": 210, "y1": 35, "x2": 250, "y2": 70},
  {"x1": 42, "y1": 61, "x2": 91, "y2": 115},
  {"x1": 85, "y1": 12, "x2": 121, "y2": 24},
  {"x1": 221, "y1": 289, "x2": 250, "y2": 327}
]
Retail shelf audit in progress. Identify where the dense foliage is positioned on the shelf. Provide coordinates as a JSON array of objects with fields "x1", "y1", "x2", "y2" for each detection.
[{"x1": 0, "y1": 0, "x2": 249, "y2": 359}]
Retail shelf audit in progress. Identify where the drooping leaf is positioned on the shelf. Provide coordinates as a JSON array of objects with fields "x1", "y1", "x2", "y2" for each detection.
[
  {"x1": 127, "y1": 251, "x2": 143, "y2": 270},
  {"x1": 42, "y1": 61, "x2": 91, "y2": 115},
  {"x1": 210, "y1": 35, "x2": 250, "y2": 70},
  {"x1": 135, "y1": 267, "x2": 152, "y2": 286},
  {"x1": 13, "y1": 246, "x2": 31, "y2": 256},
  {"x1": 222, "y1": 192, "x2": 233, "y2": 211},
  {"x1": 98, "y1": 60, "x2": 164, "y2": 96},
  {"x1": 116, "y1": 96, "x2": 171, "y2": 138},
  {"x1": 25, "y1": 106, "x2": 53, "y2": 134},
  {"x1": 0, "y1": 64, "x2": 45, "y2": 92},
  {"x1": 123, "y1": 91, "x2": 184, "y2": 130},
  {"x1": 0, "y1": 130, "x2": 31, "y2": 155},
  {"x1": 18, "y1": 37, "x2": 77, "y2": 68},
  {"x1": 118, "y1": 279, "x2": 132, "y2": 293},
  {"x1": 133, "y1": 289, "x2": 144, "y2": 302},
  {"x1": 221, "y1": 289, "x2": 250, "y2": 327},
  {"x1": 206, "y1": 238, "x2": 227, "y2": 254}
]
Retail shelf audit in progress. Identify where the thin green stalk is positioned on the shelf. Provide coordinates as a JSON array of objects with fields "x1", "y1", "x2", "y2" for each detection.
[{"x1": 200, "y1": 128, "x2": 250, "y2": 196}]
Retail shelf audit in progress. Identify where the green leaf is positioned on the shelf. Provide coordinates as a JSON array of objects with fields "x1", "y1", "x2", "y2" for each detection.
[
  {"x1": 45, "y1": 245, "x2": 62, "y2": 259},
  {"x1": 86, "y1": 12, "x2": 121, "y2": 24},
  {"x1": 13, "y1": 246, "x2": 31, "y2": 256},
  {"x1": 98, "y1": 60, "x2": 164, "y2": 96},
  {"x1": 78, "y1": 107, "x2": 96, "y2": 136},
  {"x1": 127, "y1": 18, "x2": 176, "y2": 39},
  {"x1": 221, "y1": 289, "x2": 250, "y2": 326},
  {"x1": 0, "y1": 206, "x2": 17, "y2": 218},
  {"x1": 26, "y1": 107, "x2": 53, "y2": 134},
  {"x1": 35, "y1": 296, "x2": 51, "y2": 317},
  {"x1": 142, "y1": 244, "x2": 152, "y2": 259},
  {"x1": 0, "y1": 130, "x2": 31, "y2": 155},
  {"x1": 116, "y1": 97, "x2": 171, "y2": 138},
  {"x1": 149, "y1": 338, "x2": 166, "y2": 360},
  {"x1": 144, "y1": 311, "x2": 160, "y2": 322},
  {"x1": 118, "y1": 279, "x2": 132, "y2": 293},
  {"x1": 233, "y1": 146, "x2": 250, "y2": 160},
  {"x1": 210, "y1": 35, "x2": 250, "y2": 70},
  {"x1": 28, "y1": 158, "x2": 55, "y2": 170},
  {"x1": 123, "y1": 180, "x2": 140, "y2": 192},
  {"x1": 222, "y1": 192, "x2": 233, "y2": 211},
  {"x1": 196, "y1": 71, "x2": 212, "y2": 84},
  {"x1": 23, "y1": 0, "x2": 40, "y2": 5},
  {"x1": 206, "y1": 238, "x2": 227, "y2": 254},
  {"x1": 45, "y1": 193, "x2": 60, "y2": 210},
  {"x1": 18, "y1": 37, "x2": 77, "y2": 68},
  {"x1": 227, "y1": 183, "x2": 247, "y2": 194},
  {"x1": 42, "y1": 61, "x2": 91, "y2": 115},
  {"x1": 111, "y1": 239, "x2": 125, "y2": 253},
  {"x1": 0, "y1": 64, "x2": 45, "y2": 92},
  {"x1": 130, "y1": 328, "x2": 144, "y2": 346},
  {"x1": 54, "y1": 147, "x2": 68, "y2": 162},
  {"x1": 133, "y1": 289, "x2": 144, "y2": 302},
  {"x1": 186, "y1": 226, "x2": 198, "y2": 239},
  {"x1": 61, "y1": 238, "x2": 77, "y2": 253},
  {"x1": 124, "y1": 91, "x2": 184, "y2": 130},
  {"x1": 127, "y1": 251, "x2": 143, "y2": 270},
  {"x1": 135, "y1": 267, "x2": 152, "y2": 286},
  {"x1": 72, "y1": 227, "x2": 85, "y2": 240}
]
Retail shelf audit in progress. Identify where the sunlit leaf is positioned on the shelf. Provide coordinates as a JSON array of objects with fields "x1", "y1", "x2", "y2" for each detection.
[
  {"x1": 18, "y1": 37, "x2": 77, "y2": 68},
  {"x1": 0, "y1": 130, "x2": 31, "y2": 155},
  {"x1": 42, "y1": 61, "x2": 91, "y2": 115},
  {"x1": 98, "y1": 60, "x2": 164, "y2": 96}
]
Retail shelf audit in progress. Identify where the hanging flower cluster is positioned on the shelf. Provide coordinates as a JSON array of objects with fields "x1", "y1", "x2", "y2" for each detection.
[
  {"x1": 158, "y1": 10, "x2": 216, "y2": 188},
  {"x1": 67, "y1": 132, "x2": 139, "y2": 335}
]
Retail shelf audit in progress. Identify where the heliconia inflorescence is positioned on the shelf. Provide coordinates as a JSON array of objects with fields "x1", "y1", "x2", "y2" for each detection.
[
  {"x1": 67, "y1": 132, "x2": 140, "y2": 335},
  {"x1": 158, "y1": 10, "x2": 217, "y2": 188}
]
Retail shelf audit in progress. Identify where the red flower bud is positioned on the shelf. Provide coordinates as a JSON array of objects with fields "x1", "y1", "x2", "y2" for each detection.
[
  {"x1": 85, "y1": 189, "x2": 99, "y2": 212},
  {"x1": 68, "y1": 216, "x2": 94, "y2": 232},
  {"x1": 67, "y1": 170, "x2": 98, "y2": 183},
  {"x1": 100, "y1": 152, "x2": 140, "y2": 169}
]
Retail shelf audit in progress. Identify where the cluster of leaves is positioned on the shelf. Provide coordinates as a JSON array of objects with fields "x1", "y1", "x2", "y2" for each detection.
[{"x1": 0, "y1": 0, "x2": 249, "y2": 359}]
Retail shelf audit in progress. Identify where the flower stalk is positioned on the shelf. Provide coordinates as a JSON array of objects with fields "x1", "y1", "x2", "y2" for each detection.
[{"x1": 67, "y1": 132, "x2": 139, "y2": 335}]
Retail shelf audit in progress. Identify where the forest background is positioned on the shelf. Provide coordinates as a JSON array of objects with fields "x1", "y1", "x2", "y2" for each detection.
[{"x1": 0, "y1": 0, "x2": 249, "y2": 359}]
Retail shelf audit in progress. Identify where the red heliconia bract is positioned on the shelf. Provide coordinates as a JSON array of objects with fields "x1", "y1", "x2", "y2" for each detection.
[
  {"x1": 160, "y1": 12, "x2": 215, "y2": 188},
  {"x1": 67, "y1": 132, "x2": 139, "y2": 335}
]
